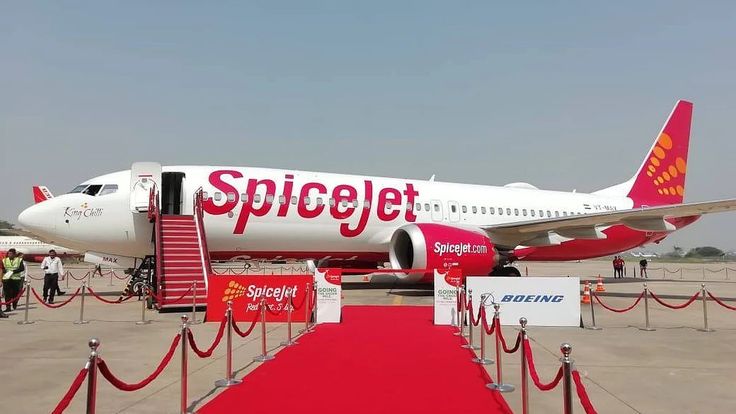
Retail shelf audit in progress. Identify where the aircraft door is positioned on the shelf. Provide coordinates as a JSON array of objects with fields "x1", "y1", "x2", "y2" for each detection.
[
  {"x1": 448, "y1": 201, "x2": 460, "y2": 222},
  {"x1": 161, "y1": 172, "x2": 186, "y2": 215},
  {"x1": 130, "y1": 162, "x2": 162, "y2": 212},
  {"x1": 430, "y1": 200, "x2": 443, "y2": 222}
]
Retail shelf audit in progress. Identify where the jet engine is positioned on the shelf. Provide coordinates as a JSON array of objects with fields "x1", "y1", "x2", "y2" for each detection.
[{"x1": 389, "y1": 223, "x2": 499, "y2": 281}]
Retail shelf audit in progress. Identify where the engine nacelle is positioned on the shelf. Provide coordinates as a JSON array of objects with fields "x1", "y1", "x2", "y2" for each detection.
[{"x1": 389, "y1": 223, "x2": 499, "y2": 281}]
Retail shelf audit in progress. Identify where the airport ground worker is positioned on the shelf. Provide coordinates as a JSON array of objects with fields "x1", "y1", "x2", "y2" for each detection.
[
  {"x1": 639, "y1": 259, "x2": 648, "y2": 278},
  {"x1": 41, "y1": 249, "x2": 64, "y2": 304},
  {"x1": 1, "y1": 248, "x2": 25, "y2": 312}
]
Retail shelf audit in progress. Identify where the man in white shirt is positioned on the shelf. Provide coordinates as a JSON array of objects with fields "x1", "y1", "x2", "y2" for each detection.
[{"x1": 40, "y1": 250, "x2": 64, "y2": 304}]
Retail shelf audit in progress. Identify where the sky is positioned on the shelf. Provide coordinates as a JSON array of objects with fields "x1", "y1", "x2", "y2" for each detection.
[{"x1": 2, "y1": 1, "x2": 736, "y2": 252}]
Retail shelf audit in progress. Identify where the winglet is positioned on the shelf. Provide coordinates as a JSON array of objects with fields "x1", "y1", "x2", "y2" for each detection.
[{"x1": 33, "y1": 186, "x2": 54, "y2": 203}]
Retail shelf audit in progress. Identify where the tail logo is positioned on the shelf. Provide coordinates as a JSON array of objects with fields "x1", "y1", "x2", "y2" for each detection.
[
  {"x1": 222, "y1": 280, "x2": 247, "y2": 302},
  {"x1": 646, "y1": 133, "x2": 687, "y2": 197}
]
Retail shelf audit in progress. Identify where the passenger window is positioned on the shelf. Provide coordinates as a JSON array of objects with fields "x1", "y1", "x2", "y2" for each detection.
[
  {"x1": 433, "y1": 204, "x2": 440, "y2": 212},
  {"x1": 462, "y1": 206, "x2": 467, "y2": 213},
  {"x1": 241, "y1": 193, "x2": 248, "y2": 203},
  {"x1": 472, "y1": 206, "x2": 477, "y2": 214},
  {"x1": 539, "y1": 210, "x2": 543, "y2": 217},
  {"x1": 202, "y1": 192, "x2": 209, "y2": 200},
  {"x1": 316, "y1": 197, "x2": 324, "y2": 206},
  {"x1": 547, "y1": 210, "x2": 552, "y2": 217},
  {"x1": 227, "y1": 192, "x2": 236, "y2": 202},
  {"x1": 303, "y1": 196, "x2": 311, "y2": 205},
  {"x1": 365, "y1": 200, "x2": 372, "y2": 209},
  {"x1": 481, "y1": 207, "x2": 486, "y2": 214},
  {"x1": 214, "y1": 192, "x2": 222, "y2": 201},
  {"x1": 405, "y1": 202, "x2": 412, "y2": 210},
  {"x1": 291, "y1": 196, "x2": 298, "y2": 205},
  {"x1": 499, "y1": 208, "x2": 503, "y2": 216},
  {"x1": 98, "y1": 184, "x2": 118, "y2": 196},
  {"x1": 82, "y1": 184, "x2": 103, "y2": 196},
  {"x1": 522, "y1": 209, "x2": 527, "y2": 216},
  {"x1": 386, "y1": 202, "x2": 393, "y2": 210},
  {"x1": 563, "y1": 211, "x2": 568, "y2": 216},
  {"x1": 341, "y1": 200, "x2": 348, "y2": 207},
  {"x1": 514, "y1": 208, "x2": 519, "y2": 216},
  {"x1": 279, "y1": 195, "x2": 286, "y2": 205},
  {"x1": 531, "y1": 210, "x2": 535, "y2": 217},
  {"x1": 353, "y1": 200, "x2": 359, "y2": 208},
  {"x1": 329, "y1": 198, "x2": 336, "y2": 207},
  {"x1": 253, "y1": 194, "x2": 262, "y2": 203},
  {"x1": 415, "y1": 203, "x2": 421, "y2": 211},
  {"x1": 490, "y1": 207, "x2": 495, "y2": 214},
  {"x1": 506, "y1": 208, "x2": 511, "y2": 215},
  {"x1": 424, "y1": 203, "x2": 430, "y2": 211},
  {"x1": 555, "y1": 211, "x2": 559, "y2": 217},
  {"x1": 451, "y1": 205, "x2": 457, "y2": 213},
  {"x1": 265, "y1": 195, "x2": 274, "y2": 204}
]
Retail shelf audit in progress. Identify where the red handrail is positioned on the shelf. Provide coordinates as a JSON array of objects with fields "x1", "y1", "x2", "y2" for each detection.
[
  {"x1": 149, "y1": 187, "x2": 164, "y2": 306},
  {"x1": 193, "y1": 188, "x2": 212, "y2": 276}
]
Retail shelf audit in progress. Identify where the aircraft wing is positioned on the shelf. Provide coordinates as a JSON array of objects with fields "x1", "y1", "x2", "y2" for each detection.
[{"x1": 482, "y1": 199, "x2": 736, "y2": 248}]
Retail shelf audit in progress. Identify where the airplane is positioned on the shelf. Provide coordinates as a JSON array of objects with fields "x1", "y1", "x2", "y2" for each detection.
[
  {"x1": 0, "y1": 236, "x2": 79, "y2": 262},
  {"x1": 16, "y1": 100, "x2": 736, "y2": 283}
]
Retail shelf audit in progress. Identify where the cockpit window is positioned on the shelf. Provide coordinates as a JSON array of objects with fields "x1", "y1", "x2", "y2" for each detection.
[
  {"x1": 70, "y1": 185, "x2": 88, "y2": 193},
  {"x1": 98, "y1": 184, "x2": 118, "y2": 196},
  {"x1": 82, "y1": 184, "x2": 103, "y2": 196}
]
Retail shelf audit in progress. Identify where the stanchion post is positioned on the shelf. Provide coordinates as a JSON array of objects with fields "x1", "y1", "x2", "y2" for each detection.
[
  {"x1": 639, "y1": 283, "x2": 655, "y2": 331},
  {"x1": 86, "y1": 338, "x2": 100, "y2": 414},
  {"x1": 486, "y1": 303, "x2": 515, "y2": 393},
  {"x1": 453, "y1": 285, "x2": 462, "y2": 335},
  {"x1": 520, "y1": 318, "x2": 529, "y2": 414},
  {"x1": 189, "y1": 281, "x2": 200, "y2": 325},
  {"x1": 215, "y1": 301, "x2": 242, "y2": 387},
  {"x1": 66, "y1": 271, "x2": 70, "y2": 289},
  {"x1": 253, "y1": 297, "x2": 275, "y2": 362},
  {"x1": 108, "y1": 270, "x2": 114, "y2": 287},
  {"x1": 301, "y1": 282, "x2": 312, "y2": 334},
  {"x1": 698, "y1": 284, "x2": 714, "y2": 332},
  {"x1": 281, "y1": 289, "x2": 298, "y2": 346},
  {"x1": 180, "y1": 315, "x2": 189, "y2": 414},
  {"x1": 74, "y1": 281, "x2": 90, "y2": 325},
  {"x1": 17, "y1": 281, "x2": 35, "y2": 325},
  {"x1": 136, "y1": 289, "x2": 151, "y2": 325},
  {"x1": 473, "y1": 294, "x2": 493, "y2": 365},
  {"x1": 586, "y1": 291, "x2": 602, "y2": 331},
  {"x1": 561, "y1": 343, "x2": 573, "y2": 414},
  {"x1": 462, "y1": 289, "x2": 479, "y2": 350},
  {"x1": 312, "y1": 281, "x2": 318, "y2": 329},
  {"x1": 455, "y1": 286, "x2": 466, "y2": 337}
]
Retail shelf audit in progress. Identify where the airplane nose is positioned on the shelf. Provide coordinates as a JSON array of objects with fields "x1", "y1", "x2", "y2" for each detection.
[{"x1": 18, "y1": 203, "x2": 56, "y2": 236}]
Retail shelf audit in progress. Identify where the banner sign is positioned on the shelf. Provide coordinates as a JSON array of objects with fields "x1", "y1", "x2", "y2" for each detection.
[
  {"x1": 433, "y1": 269, "x2": 462, "y2": 326},
  {"x1": 465, "y1": 277, "x2": 580, "y2": 327},
  {"x1": 206, "y1": 275, "x2": 313, "y2": 323},
  {"x1": 315, "y1": 268, "x2": 342, "y2": 323}
]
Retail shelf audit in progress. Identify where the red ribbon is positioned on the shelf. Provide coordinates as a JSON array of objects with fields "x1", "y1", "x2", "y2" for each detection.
[
  {"x1": 233, "y1": 309, "x2": 261, "y2": 338},
  {"x1": 480, "y1": 306, "x2": 496, "y2": 335},
  {"x1": 649, "y1": 290, "x2": 700, "y2": 310},
  {"x1": 32, "y1": 287, "x2": 82, "y2": 308},
  {"x1": 707, "y1": 291, "x2": 736, "y2": 311},
  {"x1": 592, "y1": 291, "x2": 644, "y2": 313},
  {"x1": 572, "y1": 370, "x2": 599, "y2": 414},
  {"x1": 159, "y1": 285, "x2": 194, "y2": 306},
  {"x1": 523, "y1": 339, "x2": 564, "y2": 391},
  {"x1": 97, "y1": 334, "x2": 181, "y2": 391},
  {"x1": 50, "y1": 367, "x2": 88, "y2": 414},
  {"x1": 187, "y1": 318, "x2": 227, "y2": 358},
  {"x1": 495, "y1": 318, "x2": 521, "y2": 354}
]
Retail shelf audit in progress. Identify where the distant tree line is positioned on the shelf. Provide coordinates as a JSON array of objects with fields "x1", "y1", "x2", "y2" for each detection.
[
  {"x1": 0, "y1": 220, "x2": 14, "y2": 236},
  {"x1": 663, "y1": 245, "x2": 730, "y2": 259}
]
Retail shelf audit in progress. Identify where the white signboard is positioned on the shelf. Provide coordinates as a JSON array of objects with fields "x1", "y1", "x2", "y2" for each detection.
[
  {"x1": 315, "y1": 269, "x2": 342, "y2": 323},
  {"x1": 433, "y1": 269, "x2": 462, "y2": 326},
  {"x1": 466, "y1": 277, "x2": 580, "y2": 327}
]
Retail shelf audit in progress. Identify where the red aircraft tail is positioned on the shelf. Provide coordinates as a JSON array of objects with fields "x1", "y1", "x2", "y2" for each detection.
[{"x1": 32, "y1": 186, "x2": 54, "y2": 203}]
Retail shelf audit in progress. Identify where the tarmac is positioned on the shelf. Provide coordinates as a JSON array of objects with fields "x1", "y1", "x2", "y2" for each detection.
[{"x1": 1, "y1": 259, "x2": 735, "y2": 413}]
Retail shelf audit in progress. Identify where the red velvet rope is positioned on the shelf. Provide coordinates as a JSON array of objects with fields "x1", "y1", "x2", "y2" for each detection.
[
  {"x1": 707, "y1": 291, "x2": 736, "y2": 311},
  {"x1": 86, "y1": 287, "x2": 134, "y2": 304},
  {"x1": 67, "y1": 271, "x2": 90, "y2": 281},
  {"x1": 495, "y1": 318, "x2": 521, "y2": 353},
  {"x1": 480, "y1": 306, "x2": 496, "y2": 335},
  {"x1": 233, "y1": 308, "x2": 261, "y2": 337},
  {"x1": 160, "y1": 285, "x2": 194, "y2": 305},
  {"x1": 523, "y1": 339, "x2": 564, "y2": 391},
  {"x1": 572, "y1": 370, "x2": 599, "y2": 414},
  {"x1": 266, "y1": 302, "x2": 286, "y2": 316},
  {"x1": 187, "y1": 318, "x2": 227, "y2": 358},
  {"x1": 592, "y1": 291, "x2": 644, "y2": 313},
  {"x1": 466, "y1": 299, "x2": 482, "y2": 327},
  {"x1": 291, "y1": 291, "x2": 307, "y2": 311},
  {"x1": 32, "y1": 287, "x2": 82, "y2": 308},
  {"x1": 0, "y1": 287, "x2": 26, "y2": 306},
  {"x1": 51, "y1": 367, "x2": 88, "y2": 414},
  {"x1": 97, "y1": 334, "x2": 181, "y2": 391},
  {"x1": 649, "y1": 290, "x2": 700, "y2": 310}
]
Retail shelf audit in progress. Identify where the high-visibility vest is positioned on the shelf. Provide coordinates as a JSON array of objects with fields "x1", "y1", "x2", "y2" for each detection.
[{"x1": 2, "y1": 257, "x2": 23, "y2": 280}]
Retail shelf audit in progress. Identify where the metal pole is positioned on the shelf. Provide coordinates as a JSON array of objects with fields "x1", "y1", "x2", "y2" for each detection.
[
  {"x1": 136, "y1": 289, "x2": 151, "y2": 325},
  {"x1": 66, "y1": 271, "x2": 70, "y2": 289},
  {"x1": 586, "y1": 291, "x2": 602, "y2": 331},
  {"x1": 454, "y1": 285, "x2": 462, "y2": 335},
  {"x1": 455, "y1": 286, "x2": 466, "y2": 336},
  {"x1": 520, "y1": 318, "x2": 529, "y2": 414},
  {"x1": 215, "y1": 301, "x2": 242, "y2": 387},
  {"x1": 698, "y1": 284, "x2": 714, "y2": 332},
  {"x1": 189, "y1": 281, "x2": 200, "y2": 325},
  {"x1": 109, "y1": 270, "x2": 114, "y2": 287},
  {"x1": 639, "y1": 283, "x2": 655, "y2": 331},
  {"x1": 462, "y1": 289, "x2": 479, "y2": 349},
  {"x1": 486, "y1": 303, "x2": 515, "y2": 393},
  {"x1": 281, "y1": 289, "x2": 298, "y2": 346},
  {"x1": 301, "y1": 282, "x2": 311, "y2": 333},
  {"x1": 86, "y1": 338, "x2": 100, "y2": 414},
  {"x1": 180, "y1": 315, "x2": 189, "y2": 414},
  {"x1": 473, "y1": 294, "x2": 493, "y2": 365},
  {"x1": 312, "y1": 282, "x2": 318, "y2": 329},
  {"x1": 74, "y1": 281, "x2": 89, "y2": 325},
  {"x1": 17, "y1": 281, "x2": 34, "y2": 325},
  {"x1": 561, "y1": 343, "x2": 573, "y2": 414},
  {"x1": 253, "y1": 297, "x2": 275, "y2": 362}
]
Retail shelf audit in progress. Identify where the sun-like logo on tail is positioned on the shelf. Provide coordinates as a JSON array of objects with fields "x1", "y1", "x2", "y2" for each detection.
[
  {"x1": 222, "y1": 280, "x2": 247, "y2": 302},
  {"x1": 645, "y1": 133, "x2": 687, "y2": 197}
]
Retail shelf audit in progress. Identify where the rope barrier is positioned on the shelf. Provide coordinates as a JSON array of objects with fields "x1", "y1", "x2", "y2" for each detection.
[
  {"x1": 159, "y1": 285, "x2": 194, "y2": 306},
  {"x1": 495, "y1": 317, "x2": 521, "y2": 353},
  {"x1": 663, "y1": 268, "x2": 680, "y2": 273},
  {"x1": 592, "y1": 291, "x2": 644, "y2": 313},
  {"x1": 265, "y1": 303, "x2": 286, "y2": 316},
  {"x1": 0, "y1": 287, "x2": 26, "y2": 306},
  {"x1": 706, "y1": 291, "x2": 736, "y2": 311},
  {"x1": 86, "y1": 287, "x2": 134, "y2": 304},
  {"x1": 187, "y1": 318, "x2": 227, "y2": 358},
  {"x1": 50, "y1": 367, "x2": 89, "y2": 414},
  {"x1": 705, "y1": 268, "x2": 727, "y2": 273},
  {"x1": 480, "y1": 306, "x2": 496, "y2": 335},
  {"x1": 31, "y1": 287, "x2": 82, "y2": 308},
  {"x1": 232, "y1": 309, "x2": 261, "y2": 337},
  {"x1": 466, "y1": 299, "x2": 481, "y2": 327},
  {"x1": 523, "y1": 339, "x2": 564, "y2": 391},
  {"x1": 572, "y1": 370, "x2": 599, "y2": 414},
  {"x1": 67, "y1": 271, "x2": 90, "y2": 281},
  {"x1": 649, "y1": 290, "x2": 700, "y2": 310},
  {"x1": 97, "y1": 334, "x2": 181, "y2": 391}
]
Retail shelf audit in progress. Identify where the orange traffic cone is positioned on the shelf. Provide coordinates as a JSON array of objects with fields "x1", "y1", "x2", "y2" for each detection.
[
  {"x1": 595, "y1": 275, "x2": 606, "y2": 292},
  {"x1": 581, "y1": 282, "x2": 591, "y2": 304}
]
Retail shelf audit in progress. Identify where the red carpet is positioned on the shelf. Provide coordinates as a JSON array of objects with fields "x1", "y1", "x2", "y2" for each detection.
[{"x1": 199, "y1": 306, "x2": 512, "y2": 414}]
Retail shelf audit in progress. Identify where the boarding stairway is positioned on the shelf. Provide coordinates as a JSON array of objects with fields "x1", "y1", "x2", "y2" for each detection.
[{"x1": 149, "y1": 188, "x2": 211, "y2": 310}]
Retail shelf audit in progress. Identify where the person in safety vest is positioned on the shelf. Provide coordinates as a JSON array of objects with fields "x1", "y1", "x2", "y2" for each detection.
[{"x1": 2, "y1": 248, "x2": 25, "y2": 313}]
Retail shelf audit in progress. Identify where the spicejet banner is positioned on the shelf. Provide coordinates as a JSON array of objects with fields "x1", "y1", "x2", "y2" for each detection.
[
  {"x1": 465, "y1": 277, "x2": 580, "y2": 327},
  {"x1": 315, "y1": 268, "x2": 342, "y2": 323},
  {"x1": 433, "y1": 269, "x2": 462, "y2": 326},
  {"x1": 206, "y1": 275, "x2": 313, "y2": 323}
]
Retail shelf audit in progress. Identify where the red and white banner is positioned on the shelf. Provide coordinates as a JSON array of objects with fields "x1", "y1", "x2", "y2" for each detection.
[
  {"x1": 315, "y1": 268, "x2": 342, "y2": 323},
  {"x1": 206, "y1": 275, "x2": 314, "y2": 322},
  {"x1": 433, "y1": 268, "x2": 462, "y2": 325}
]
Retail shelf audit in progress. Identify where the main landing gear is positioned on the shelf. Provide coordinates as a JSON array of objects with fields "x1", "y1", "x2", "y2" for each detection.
[{"x1": 490, "y1": 266, "x2": 522, "y2": 277}]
